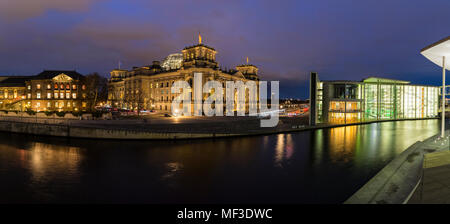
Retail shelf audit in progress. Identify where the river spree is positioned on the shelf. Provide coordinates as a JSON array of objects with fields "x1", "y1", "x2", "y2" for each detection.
[{"x1": 0, "y1": 119, "x2": 445, "y2": 203}]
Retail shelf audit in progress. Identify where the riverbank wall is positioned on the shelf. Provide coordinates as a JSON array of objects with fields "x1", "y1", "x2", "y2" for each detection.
[
  {"x1": 0, "y1": 116, "x2": 440, "y2": 140},
  {"x1": 345, "y1": 130, "x2": 450, "y2": 204}
]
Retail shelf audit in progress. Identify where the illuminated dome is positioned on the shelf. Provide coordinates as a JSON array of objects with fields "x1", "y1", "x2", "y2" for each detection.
[{"x1": 161, "y1": 53, "x2": 183, "y2": 71}]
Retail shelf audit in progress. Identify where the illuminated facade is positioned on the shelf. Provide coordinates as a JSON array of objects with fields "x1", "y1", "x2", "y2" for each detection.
[
  {"x1": 161, "y1": 53, "x2": 183, "y2": 71},
  {"x1": 108, "y1": 35, "x2": 260, "y2": 112},
  {"x1": 310, "y1": 74, "x2": 440, "y2": 125},
  {"x1": 0, "y1": 70, "x2": 91, "y2": 112}
]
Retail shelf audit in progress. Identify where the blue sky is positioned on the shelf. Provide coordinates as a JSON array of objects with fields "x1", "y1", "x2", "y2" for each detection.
[{"x1": 0, "y1": 0, "x2": 449, "y2": 98}]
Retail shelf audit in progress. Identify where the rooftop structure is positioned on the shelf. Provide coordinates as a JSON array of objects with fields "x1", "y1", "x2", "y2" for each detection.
[{"x1": 161, "y1": 53, "x2": 183, "y2": 71}]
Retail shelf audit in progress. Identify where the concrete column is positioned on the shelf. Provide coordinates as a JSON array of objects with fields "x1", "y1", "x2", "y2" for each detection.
[{"x1": 442, "y1": 56, "x2": 446, "y2": 138}]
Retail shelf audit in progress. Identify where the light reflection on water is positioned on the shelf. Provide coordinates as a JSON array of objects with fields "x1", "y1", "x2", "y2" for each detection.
[{"x1": 0, "y1": 119, "x2": 446, "y2": 203}]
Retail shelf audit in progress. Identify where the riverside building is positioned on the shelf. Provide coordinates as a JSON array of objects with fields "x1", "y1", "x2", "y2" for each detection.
[
  {"x1": 309, "y1": 73, "x2": 440, "y2": 125},
  {"x1": 0, "y1": 70, "x2": 91, "y2": 112},
  {"x1": 107, "y1": 34, "x2": 260, "y2": 113}
]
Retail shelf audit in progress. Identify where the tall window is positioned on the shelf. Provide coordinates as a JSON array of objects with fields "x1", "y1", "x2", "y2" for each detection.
[
  {"x1": 36, "y1": 84, "x2": 41, "y2": 89},
  {"x1": 47, "y1": 93, "x2": 51, "y2": 99},
  {"x1": 72, "y1": 93, "x2": 77, "y2": 99},
  {"x1": 36, "y1": 92, "x2": 41, "y2": 99}
]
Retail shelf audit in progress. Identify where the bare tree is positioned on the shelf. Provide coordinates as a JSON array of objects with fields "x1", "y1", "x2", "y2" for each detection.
[
  {"x1": 85, "y1": 73, "x2": 108, "y2": 111},
  {"x1": 134, "y1": 89, "x2": 145, "y2": 116}
]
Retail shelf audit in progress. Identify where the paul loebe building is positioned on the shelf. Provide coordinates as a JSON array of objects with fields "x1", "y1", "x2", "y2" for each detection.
[
  {"x1": 310, "y1": 73, "x2": 440, "y2": 125},
  {"x1": 0, "y1": 70, "x2": 90, "y2": 112},
  {"x1": 107, "y1": 35, "x2": 260, "y2": 112}
]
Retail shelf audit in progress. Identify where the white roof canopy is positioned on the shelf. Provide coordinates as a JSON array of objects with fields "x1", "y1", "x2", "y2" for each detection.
[{"x1": 421, "y1": 36, "x2": 450, "y2": 70}]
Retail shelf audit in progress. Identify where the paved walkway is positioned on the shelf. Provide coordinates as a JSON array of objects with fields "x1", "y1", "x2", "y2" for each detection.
[{"x1": 408, "y1": 150, "x2": 450, "y2": 203}]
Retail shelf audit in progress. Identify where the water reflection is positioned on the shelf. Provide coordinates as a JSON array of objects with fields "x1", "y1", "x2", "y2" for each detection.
[
  {"x1": 274, "y1": 134, "x2": 294, "y2": 167},
  {"x1": 328, "y1": 126, "x2": 357, "y2": 163},
  {"x1": 0, "y1": 119, "x2": 446, "y2": 203}
]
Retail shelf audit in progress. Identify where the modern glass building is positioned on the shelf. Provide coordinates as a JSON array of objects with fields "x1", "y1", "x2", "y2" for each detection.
[{"x1": 309, "y1": 73, "x2": 440, "y2": 125}]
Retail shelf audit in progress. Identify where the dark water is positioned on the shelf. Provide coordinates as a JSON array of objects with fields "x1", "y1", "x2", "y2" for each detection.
[{"x1": 0, "y1": 119, "x2": 445, "y2": 204}]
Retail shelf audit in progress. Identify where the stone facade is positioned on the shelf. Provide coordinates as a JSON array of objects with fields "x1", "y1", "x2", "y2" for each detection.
[
  {"x1": 0, "y1": 70, "x2": 91, "y2": 112},
  {"x1": 108, "y1": 39, "x2": 260, "y2": 113}
]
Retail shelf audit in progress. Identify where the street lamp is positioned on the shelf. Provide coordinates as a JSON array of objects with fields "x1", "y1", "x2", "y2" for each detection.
[{"x1": 421, "y1": 36, "x2": 450, "y2": 138}]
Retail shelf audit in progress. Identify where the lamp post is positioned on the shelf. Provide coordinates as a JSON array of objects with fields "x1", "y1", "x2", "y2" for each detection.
[
  {"x1": 420, "y1": 36, "x2": 450, "y2": 138},
  {"x1": 442, "y1": 56, "x2": 446, "y2": 138}
]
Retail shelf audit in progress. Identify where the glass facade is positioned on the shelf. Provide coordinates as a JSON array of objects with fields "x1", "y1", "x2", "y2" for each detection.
[
  {"x1": 315, "y1": 78, "x2": 439, "y2": 124},
  {"x1": 316, "y1": 82, "x2": 323, "y2": 122},
  {"x1": 363, "y1": 84, "x2": 438, "y2": 121}
]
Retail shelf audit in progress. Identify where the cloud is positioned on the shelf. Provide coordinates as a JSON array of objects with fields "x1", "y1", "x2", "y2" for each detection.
[{"x1": 0, "y1": 0, "x2": 100, "y2": 21}]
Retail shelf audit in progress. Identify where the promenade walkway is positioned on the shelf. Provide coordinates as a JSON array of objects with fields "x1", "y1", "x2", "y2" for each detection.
[{"x1": 408, "y1": 150, "x2": 450, "y2": 203}]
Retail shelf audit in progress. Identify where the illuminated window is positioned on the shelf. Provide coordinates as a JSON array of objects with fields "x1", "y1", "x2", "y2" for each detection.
[
  {"x1": 82, "y1": 85, "x2": 86, "y2": 90},
  {"x1": 60, "y1": 84, "x2": 64, "y2": 89},
  {"x1": 54, "y1": 92, "x2": 58, "y2": 99},
  {"x1": 66, "y1": 92, "x2": 70, "y2": 99},
  {"x1": 82, "y1": 102, "x2": 87, "y2": 107},
  {"x1": 72, "y1": 85, "x2": 77, "y2": 90},
  {"x1": 60, "y1": 92, "x2": 64, "y2": 99},
  {"x1": 54, "y1": 84, "x2": 58, "y2": 89},
  {"x1": 27, "y1": 93, "x2": 31, "y2": 99},
  {"x1": 61, "y1": 102, "x2": 64, "y2": 107},
  {"x1": 36, "y1": 92, "x2": 41, "y2": 99},
  {"x1": 36, "y1": 84, "x2": 41, "y2": 89},
  {"x1": 27, "y1": 85, "x2": 31, "y2": 90},
  {"x1": 66, "y1": 84, "x2": 70, "y2": 89},
  {"x1": 67, "y1": 102, "x2": 71, "y2": 107},
  {"x1": 55, "y1": 102, "x2": 58, "y2": 107},
  {"x1": 47, "y1": 102, "x2": 51, "y2": 107},
  {"x1": 72, "y1": 93, "x2": 77, "y2": 99},
  {"x1": 47, "y1": 93, "x2": 51, "y2": 99},
  {"x1": 36, "y1": 102, "x2": 40, "y2": 108},
  {"x1": 47, "y1": 84, "x2": 51, "y2": 89}
]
